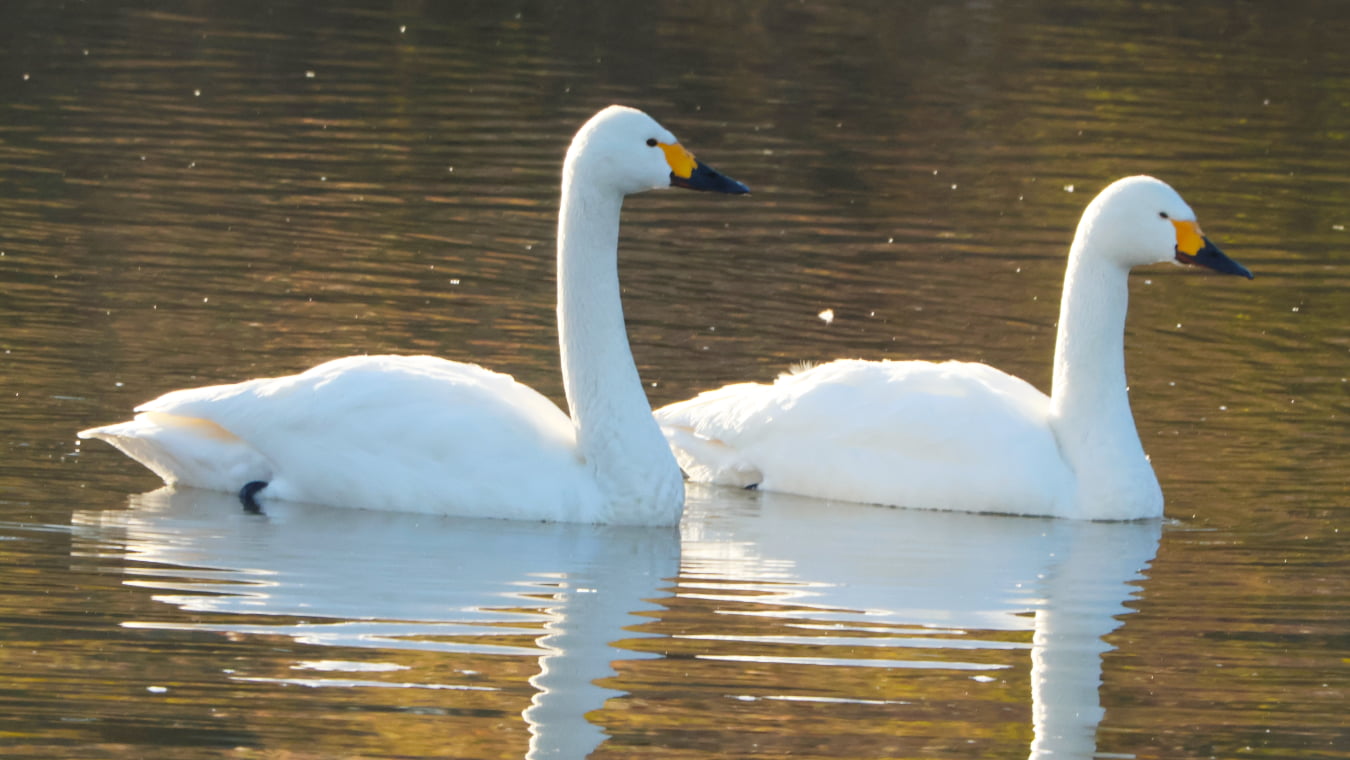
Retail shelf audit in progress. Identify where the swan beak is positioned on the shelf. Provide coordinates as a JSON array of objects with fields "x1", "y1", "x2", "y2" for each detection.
[
  {"x1": 1172, "y1": 220, "x2": 1254, "y2": 279},
  {"x1": 660, "y1": 142, "x2": 750, "y2": 194}
]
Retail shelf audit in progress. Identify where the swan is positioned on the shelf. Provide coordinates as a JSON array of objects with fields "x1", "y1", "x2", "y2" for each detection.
[
  {"x1": 655, "y1": 176, "x2": 1252, "y2": 520},
  {"x1": 79, "y1": 105, "x2": 749, "y2": 526}
]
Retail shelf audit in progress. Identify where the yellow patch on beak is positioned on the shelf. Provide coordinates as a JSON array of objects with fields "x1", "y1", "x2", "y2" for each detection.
[
  {"x1": 659, "y1": 142, "x2": 698, "y2": 180},
  {"x1": 1172, "y1": 219, "x2": 1206, "y2": 256}
]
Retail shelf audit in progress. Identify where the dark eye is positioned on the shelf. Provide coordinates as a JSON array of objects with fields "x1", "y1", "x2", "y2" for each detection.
[
  {"x1": 646, "y1": 138, "x2": 658, "y2": 147},
  {"x1": 1159, "y1": 211, "x2": 1169, "y2": 219}
]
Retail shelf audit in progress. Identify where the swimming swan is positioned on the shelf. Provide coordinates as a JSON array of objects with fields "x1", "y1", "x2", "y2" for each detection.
[
  {"x1": 80, "y1": 105, "x2": 749, "y2": 526},
  {"x1": 655, "y1": 176, "x2": 1252, "y2": 520}
]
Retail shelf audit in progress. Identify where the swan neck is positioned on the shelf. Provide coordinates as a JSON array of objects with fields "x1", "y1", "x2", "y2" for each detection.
[
  {"x1": 557, "y1": 183, "x2": 628, "y2": 423},
  {"x1": 555, "y1": 176, "x2": 681, "y2": 518},
  {"x1": 1047, "y1": 228, "x2": 1162, "y2": 518},
  {"x1": 1050, "y1": 236, "x2": 1131, "y2": 422}
]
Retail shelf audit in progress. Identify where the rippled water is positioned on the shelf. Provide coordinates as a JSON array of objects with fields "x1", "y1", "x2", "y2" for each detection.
[{"x1": 2, "y1": 1, "x2": 1347, "y2": 758}]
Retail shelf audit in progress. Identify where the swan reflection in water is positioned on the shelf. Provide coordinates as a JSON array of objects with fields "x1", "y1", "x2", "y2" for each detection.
[
  {"x1": 72, "y1": 487, "x2": 679, "y2": 759},
  {"x1": 681, "y1": 484, "x2": 1161, "y2": 759},
  {"x1": 72, "y1": 484, "x2": 1159, "y2": 758}
]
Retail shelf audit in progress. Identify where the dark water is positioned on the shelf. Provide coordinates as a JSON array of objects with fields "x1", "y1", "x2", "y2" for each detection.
[{"x1": 1, "y1": 1, "x2": 1347, "y2": 758}]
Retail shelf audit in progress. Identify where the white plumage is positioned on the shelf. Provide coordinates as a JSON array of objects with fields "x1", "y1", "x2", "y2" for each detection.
[
  {"x1": 657, "y1": 176, "x2": 1253, "y2": 520},
  {"x1": 662, "y1": 358, "x2": 1071, "y2": 515},
  {"x1": 81, "y1": 105, "x2": 748, "y2": 525}
]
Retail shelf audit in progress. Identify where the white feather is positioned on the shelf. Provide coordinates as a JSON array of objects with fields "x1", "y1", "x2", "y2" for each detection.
[
  {"x1": 657, "y1": 176, "x2": 1251, "y2": 520},
  {"x1": 81, "y1": 105, "x2": 746, "y2": 525}
]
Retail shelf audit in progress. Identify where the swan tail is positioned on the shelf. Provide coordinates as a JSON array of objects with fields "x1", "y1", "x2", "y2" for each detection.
[
  {"x1": 79, "y1": 412, "x2": 272, "y2": 493},
  {"x1": 659, "y1": 424, "x2": 761, "y2": 488}
]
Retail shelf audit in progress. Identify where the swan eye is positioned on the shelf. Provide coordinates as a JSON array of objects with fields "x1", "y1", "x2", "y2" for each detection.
[
  {"x1": 646, "y1": 138, "x2": 658, "y2": 147},
  {"x1": 1159, "y1": 211, "x2": 1169, "y2": 219}
]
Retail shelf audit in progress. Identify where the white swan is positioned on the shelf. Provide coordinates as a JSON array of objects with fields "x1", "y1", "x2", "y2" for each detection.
[
  {"x1": 656, "y1": 176, "x2": 1252, "y2": 520},
  {"x1": 79, "y1": 105, "x2": 749, "y2": 526}
]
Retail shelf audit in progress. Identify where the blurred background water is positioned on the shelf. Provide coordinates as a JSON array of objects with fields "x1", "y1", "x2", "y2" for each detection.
[{"x1": 0, "y1": 1, "x2": 1346, "y2": 758}]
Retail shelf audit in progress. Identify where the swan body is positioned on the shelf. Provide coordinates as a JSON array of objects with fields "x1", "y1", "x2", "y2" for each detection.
[
  {"x1": 81, "y1": 105, "x2": 749, "y2": 525},
  {"x1": 657, "y1": 176, "x2": 1252, "y2": 520}
]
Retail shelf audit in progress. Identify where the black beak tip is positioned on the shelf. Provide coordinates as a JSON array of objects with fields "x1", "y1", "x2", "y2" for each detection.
[
  {"x1": 723, "y1": 177, "x2": 751, "y2": 195},
  {"x1": 1210, "y1": 250, "x2": 1255, "y2": 280},
  {"x1": 1179, "y1": 242, "x2": 1254, "y2": 280},
  {"x1": 671, "y1": 162, "x2": 750, "y2": 195}
]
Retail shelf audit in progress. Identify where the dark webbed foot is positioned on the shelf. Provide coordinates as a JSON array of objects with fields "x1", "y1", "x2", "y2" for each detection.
[{"x1": 239, "y1": 481, "x2": 268, "y2": 514}]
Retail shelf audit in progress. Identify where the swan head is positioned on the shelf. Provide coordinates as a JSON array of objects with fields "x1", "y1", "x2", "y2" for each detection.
[
  {"x1": 1079, "y1": 175, "x2": 1253, "y2": 279},
  {"x1": 565, "y1": 105, "x2": 750, "y2": 197}
]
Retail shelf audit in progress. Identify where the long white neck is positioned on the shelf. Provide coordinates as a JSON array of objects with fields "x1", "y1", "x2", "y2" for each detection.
[
  {"x1": 1047, "y1": 221, "x2": 1162, "y2": 519},
  {"x1": 555, "y1": 174, "x2": 683, "y2": 524}
]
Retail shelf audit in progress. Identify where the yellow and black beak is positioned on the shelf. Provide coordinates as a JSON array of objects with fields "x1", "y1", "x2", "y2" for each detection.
[
  {"x1": 659, "y1": 141, "x2": 750, "y2": 194},
  {"x1": 1172, "y1": 219, "x2": 1254, "y2": 279}
]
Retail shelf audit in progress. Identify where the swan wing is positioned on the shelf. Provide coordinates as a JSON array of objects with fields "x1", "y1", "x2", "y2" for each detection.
[
  {"x1": 82, "y1": 355, "x2": 598, "y2": 520},
  {"x1": 656, "y1": 359, "x2": 1075, "y2": 516}
]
